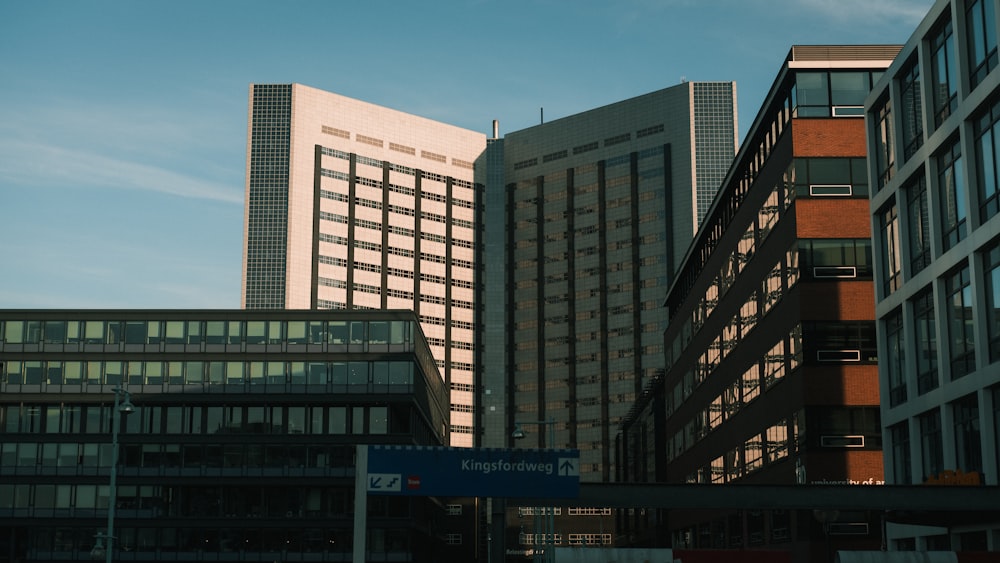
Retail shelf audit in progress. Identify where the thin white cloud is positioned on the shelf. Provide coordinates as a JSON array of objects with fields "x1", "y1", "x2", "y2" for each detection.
[{"x1": 0, "y1": 138, "x2": 242, "y2": 204}]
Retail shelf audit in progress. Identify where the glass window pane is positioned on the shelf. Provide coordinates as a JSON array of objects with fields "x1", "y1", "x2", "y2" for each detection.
[
  {"x1": 830, "y1": 72, "x2": 869, "y2": 106},
  {"x1": 4, "y1": 321, "x2": 25, "y2": 344},
  {"x1": 124, "y1": 322, "x2": 145, "y2": 344},
  {"x1": 267, "y1": 321, "x2": 283, "y2": 344},
  {"x1": 329, "y1": 407, "x2": 347, "y2": 434},
  {"x1": 370, "y1": 407, "x2": 388, "y2": 435},
  {"x1": 205, "y1": 321, "x2": 226, "y2": 344},
  {"x1": 796, "y1": 72, "x2": 829, "y2": 107},
  {"x1": 43, "y1": 321, "x2": 66, "y2": 344},
  {"x1": 227, "y1": 321, "x2": 243, "y2": 344},
  {"x1": 369, "y1": 322, "x2": 388, "y2": 344},
  {"x1": 165, "y1": 321, "x2": 184, "y2": 344},
  {"x1": 85, "y1": 321, "x2": 106, "y2": 344},
  {"x1": 185, "y1": 321, "x2": 201, "y2": 345},
  {"x1": 328, "y1": 321, "x2": 348, "y2": 344},
  {"x1": 246, "y1": 321, "x2": 266, "y2": 344},
  {"x1": 352, "y1": 407, "x2": 365, "y2": 434},
  {"x1": 287, "y1": 322, "x2": 307, "y2": 344}
]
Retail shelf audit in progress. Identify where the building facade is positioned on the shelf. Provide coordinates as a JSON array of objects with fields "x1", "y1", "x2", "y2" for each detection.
[
  {"x1": 496, "y1": 82, "x2": 737, "y2": 477},
  {"x1": 866, "y1": 0, "x2": 1000, "y2": 551},
  {"x1": 242, "y1": 83, "x2": 739, "y2": 560},
  {"x1": 242, "y1": 84, "x2": 486, "y2": 447},
  {"x1": 618, "y1": 46, "x2": 900, "y2": 562},
  {"x1": 0, "y1": 309, "x2": 463, "y2": 562}
]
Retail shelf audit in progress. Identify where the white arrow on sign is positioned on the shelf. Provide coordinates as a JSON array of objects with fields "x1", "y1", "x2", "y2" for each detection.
[
  {"x1": 368, "y1": 473, "x2": 402, "y2": 492},
  {"x1": 558, "y1": 458, "x2": 579, "y2": 477}
]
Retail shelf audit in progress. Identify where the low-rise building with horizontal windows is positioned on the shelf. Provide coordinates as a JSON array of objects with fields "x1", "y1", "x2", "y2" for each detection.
[{"x1": 0, "y1": 309, "x2": 469, "y2": 562}]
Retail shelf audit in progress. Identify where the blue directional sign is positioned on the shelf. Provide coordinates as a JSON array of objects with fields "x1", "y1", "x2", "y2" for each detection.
[{"x1": 366, "y1": 445, "x2": 580, "y2": 498}]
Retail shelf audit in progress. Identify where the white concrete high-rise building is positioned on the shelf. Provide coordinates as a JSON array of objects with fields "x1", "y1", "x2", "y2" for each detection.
[
  {"x1": 242, "y1": 82, "x2": 738, "y2": 459},
  {"x1": 243, "y1": 84, "x2": 486, "y2": 446}
]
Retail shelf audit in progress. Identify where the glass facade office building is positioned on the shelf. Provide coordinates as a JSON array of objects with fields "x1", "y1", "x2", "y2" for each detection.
[
  {"x1": 867, "y1": 0, "x2": 1000, "y2": 551},
  {"x1": 499, "y1": 83, "x2": 737, "y2": 481},
  {"x1": 0, "y1": 309, "x2": 458, "y2": 562}
]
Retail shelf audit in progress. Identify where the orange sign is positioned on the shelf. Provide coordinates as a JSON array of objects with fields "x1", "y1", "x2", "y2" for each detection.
[{"x1": 924, "y1": 469, "x2": 981, "y2": 485}]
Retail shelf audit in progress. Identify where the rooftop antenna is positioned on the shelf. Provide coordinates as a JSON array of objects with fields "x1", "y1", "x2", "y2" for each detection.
[
  {"x1": 540, "y1": 107, "x2": 544, "y2": 124},
  {"x1": 492, "y1": 119, "x2": 499, "y2": 139}
]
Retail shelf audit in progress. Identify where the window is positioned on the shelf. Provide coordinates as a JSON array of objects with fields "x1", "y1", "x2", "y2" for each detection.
[
  {"x1": 906, "y1": 175, "x2": 932, "y2": 275},
  {"x1": 945, "y1": 266, "x2": 976, "y2": 379},
  {"x1": 745, "y1": 434, "x2": 763, "y2": 473},
  {"x1": 966, "y1": 0, "x2": 998, "y2": 89},
  {"x1": 919, "y1": 409, "x2": 944, "y2": 482},
  {"x1": 985, "y1": 240, "x2": 1000, "y2": 363},
  {"x1": 953, "y1": 394, "x2": 983, "y2": 474},
  {"x1": 829, "y1": 72, "x2": 870, "y2": 111},
  {"x1": 938, "y1": 139, "x2": 967, "y2": 250},
  {"x1": 889, "y1": 422, "x2": 912, "y2": 485},
  {"x1": 930, "y1": 18, "x2": 958, "y2": 127},
  {"x1": 994, "y1": 387, "x2": 1000, "y2": 478},
  {"x1": 800, "y1": 239, "x2": 873, "y2": 279},
  {"x1": 873, "y1": 95, "x2": 896, "y2": 190},
  {"x1": 765, "y1": 420, "x2": 789, "y2": 463},
  {"x1": 803, "y1": 322, "x2": 877, "y2": 363},
  {"x1": 912, "y1": 287, "x2": 940, "y2": 394},
  {"x1": 794, "y1": 72, "x2": 830, "y2": 116},
  {"x1": 899, "y1": 58, "x2": 924, "y2": 160},
  {"x1": 879, "y1": 200, "x2": 902, "y2": 296},
  {"x1": 974, "y1": 97, "x2": 1000, "y2": 222},
  {"x1": 794, "y1": 157, "x2": 870, "y2": 198},
  {"x1": 793, "y1": 71, "x2": 875, "y2": 117},
  {"x1": 813, "y1": 407, "x2": 882, "y2": 449},
  {"x1": 885, "y1": 309, "x2": 907, "y2": 407}
]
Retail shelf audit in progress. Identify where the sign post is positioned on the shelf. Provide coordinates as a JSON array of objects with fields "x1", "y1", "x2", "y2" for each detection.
[
  {"x1": 353, "y1": 445, "x2": 579, "y2": 561},
  {"x1": 353, "y1": 445, "x2": 368, "y2": 563}
]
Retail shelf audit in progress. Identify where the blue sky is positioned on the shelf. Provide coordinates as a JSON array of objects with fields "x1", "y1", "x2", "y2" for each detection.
[{"x1": 0, "y1": 0, "x2": 934, "y2": 309}]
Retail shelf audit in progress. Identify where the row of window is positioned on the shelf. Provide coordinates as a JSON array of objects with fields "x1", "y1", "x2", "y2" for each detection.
[
  {"x1": 6, "y1": 525, "x2": 396, "y2": 555},
  {"x1": 669, "y1": 243, "x2": 800, "y2": 382},
  {"x1": 874, "y1": 0, "x2": 997, "y2": 188},
  {"x1": 688, "y1": 406, "x2": 882, "y2": 485},
  {"x1": 883, "y1": 238, "x2": 1000, "y2": 404},
  {"x1": 0, "y1": 318, "x2": 416, "y2": 347},
  {"x1": 319, "y1": 168, "x2": 475, "y2": 225},
  {"x1": 667, "y1": 326, "x2": 802, "y2": 462},
  {"x1": 321, "y1": 145, "x2": 475, "y2": 192},
  {"x1": 0, "y1": 402, "x2": 403, "y2": 436},
  {"x1": 889, "y1": 387, "x2": 1000, "y2": 485},
  {"x1": 1, "y1": 360, "x2": 417, "y2": 390},
  {"x1": 518, "y1": 533, "x2": 612, "y2": 547}
]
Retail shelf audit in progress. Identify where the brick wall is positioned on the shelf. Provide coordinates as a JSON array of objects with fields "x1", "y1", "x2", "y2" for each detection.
[
  {"x1": 799, "y1": 282, "x2": 875, "y2": 320},
  {"x1": 792, "y1": 118, "x2": 867, "y2": 157},
  {"x1": 796, "y1": 199, "x2": 873, "y2": 238}
]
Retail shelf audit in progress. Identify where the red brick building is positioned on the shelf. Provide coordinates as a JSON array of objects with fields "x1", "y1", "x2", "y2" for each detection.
[{"x1": 616, "y1": 46, "x2": 901, "y2": 563}]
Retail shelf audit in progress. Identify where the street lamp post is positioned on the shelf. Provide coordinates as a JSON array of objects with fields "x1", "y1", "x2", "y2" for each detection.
[
  {"x1": 91, "y1": 387, "x2": 135, "y2": 562},
  {"x1": 512, "y1": 419, "x2": 556, "y2": 563}
]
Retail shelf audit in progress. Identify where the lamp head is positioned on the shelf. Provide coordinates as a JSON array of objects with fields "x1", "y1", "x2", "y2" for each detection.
[
  {"x1": 90, "y1": 537, "x2": 106, "y2": 559},
  {"x1": 119, "y1": 392, "x2": 135, "y2": 415},
  {"x1": 511, "y1": 425, "x2": 526, "y2": 439}
]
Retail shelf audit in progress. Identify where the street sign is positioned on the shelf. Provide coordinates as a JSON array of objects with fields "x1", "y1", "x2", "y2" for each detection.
[{"x1": 366, "y1": 445, "x2": 580, "y2": 498}]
